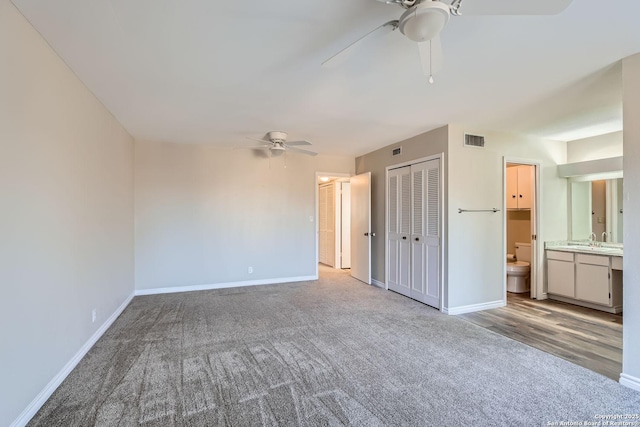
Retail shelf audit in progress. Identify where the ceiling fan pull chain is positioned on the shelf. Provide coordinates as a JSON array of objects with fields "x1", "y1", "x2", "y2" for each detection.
[{"x1": 428, "y1": 39, "x2": 434, "y2": 84}]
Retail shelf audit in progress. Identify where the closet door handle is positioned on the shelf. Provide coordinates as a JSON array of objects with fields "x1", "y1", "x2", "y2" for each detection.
[
  {"x1": 402, "y1": 236, "x2": 407, "y2": 240},
  {"x1": 415, "y1": 238, "x2": 419, "y2": 242}
]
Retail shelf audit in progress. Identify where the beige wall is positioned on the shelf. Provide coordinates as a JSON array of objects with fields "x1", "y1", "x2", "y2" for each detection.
[
  {"x1": 134, "y1": 141, "x2": 354, "y2": 291},
  {"x1": 0, "y1": 1, "x2": 135, "y2": 425},
  {"x1": 567, "y1": 131, "x2": 623, "y2": 163},
  {"x1": 622, "y1": 53, "x2": 640, "y2": 389},
  {"x1": 355, "y1": 126, "x2": 448, "y2": 292},
  {"x1": 447, "y1": 126, "x2": 567, "y2": 309}
]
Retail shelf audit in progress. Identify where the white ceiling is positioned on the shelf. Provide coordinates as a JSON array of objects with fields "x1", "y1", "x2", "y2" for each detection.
[{"x1": 11, "y1": 0, "x2": 640, "y2": 157}]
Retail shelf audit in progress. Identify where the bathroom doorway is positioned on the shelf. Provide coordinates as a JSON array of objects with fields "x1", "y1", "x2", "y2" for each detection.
[{"x1": 504, "y1": 160, "x2": 540, "y2": 300}]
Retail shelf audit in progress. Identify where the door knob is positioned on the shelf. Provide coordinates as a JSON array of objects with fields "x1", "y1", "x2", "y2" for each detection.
[
  {"x1": 364, "y1": 232, "x2": 369, "y2": 236},
  {"x1": 402, "y1": 236, "x2": 407, "y2": 240},
  {"x1": 415, "y1": 238, "x2": 419, "y2": 241},
  {"x1": 371, "y1": 232, "x2": 375, "y2": 237}
]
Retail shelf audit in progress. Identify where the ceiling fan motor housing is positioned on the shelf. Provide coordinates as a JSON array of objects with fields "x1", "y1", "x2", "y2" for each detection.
[
  {"x1": 267, "y1": 131, "x2": 288, "y2": 143},
  {"x1": 399, "y1": 1, "x2": 450, "y2": 42}
]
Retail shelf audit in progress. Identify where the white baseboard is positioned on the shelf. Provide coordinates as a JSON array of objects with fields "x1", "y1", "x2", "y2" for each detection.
[
  {"x1": 10, "y1": 292, "x2": 135, "y2": 427},
  {"x1": 371, "y1": 279, "x2": 386, "y2": 289},
  {"x1": 135, "y1": 275, "x2": 318, "y2": 296},
  {"x1": 442, "y1": 300, "x2": 505, "y2": 315},
  {"x1": 620, "y1": 373, "x2": 640, "y2": 392}
]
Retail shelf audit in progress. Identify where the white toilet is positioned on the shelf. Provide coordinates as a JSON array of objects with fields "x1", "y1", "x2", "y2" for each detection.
[{"x1": 506, "y1": 242, "x2": 531, "y2": 293}]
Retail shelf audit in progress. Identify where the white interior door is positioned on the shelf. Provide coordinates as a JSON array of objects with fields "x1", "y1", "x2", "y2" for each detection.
[
  {"x1": 350, "y1": 172, "x2": 371, "y2": 284},
  {"x1": 340, "y1": 182, "x2": 351, "y2": 268}
]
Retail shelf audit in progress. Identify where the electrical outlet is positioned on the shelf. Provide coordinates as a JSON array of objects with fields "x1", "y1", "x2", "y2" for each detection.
[
  {"x1": 92, "y1": 309, "x2": 97, "y2": 323},
  {"x1": 248, "y1": 266, "x2": 253, "y2": 274},
  {"x1": 309, "y1": 216, "x2": 314, "y2": 222}
]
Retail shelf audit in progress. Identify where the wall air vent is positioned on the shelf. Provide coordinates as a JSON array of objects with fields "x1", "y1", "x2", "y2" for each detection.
[
  {"x1": 464, "y1": 133, "x2": 485, "y2": 148},
  {"x1": 392, "y1": 147, "x2": 402, "y2": 156}
]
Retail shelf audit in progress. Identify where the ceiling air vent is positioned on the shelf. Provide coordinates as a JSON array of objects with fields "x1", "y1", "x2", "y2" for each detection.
[
  {"x1": 392, "y1": 147, "x2": 402, "y2": 156},
  {"x1": 464, "y1": 133, "x2": 485, "y2": 148}
]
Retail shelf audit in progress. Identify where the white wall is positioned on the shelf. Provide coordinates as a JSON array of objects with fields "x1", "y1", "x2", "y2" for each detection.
[
  {"x1": 446, "y1": 126, "x2": 567, "y2": 309},
  {"x1": 621, "y1": 53, "x2": 640, "y2": 389},
  {"x1": 0, "y1": 1, "x2": 135, "y2": 426},
  {"x1": 567, "y1": 131, "x2": 623, "y2": 163},
  {"x1": 134, "y1": 141, "x2": 354, "y2": 291}
]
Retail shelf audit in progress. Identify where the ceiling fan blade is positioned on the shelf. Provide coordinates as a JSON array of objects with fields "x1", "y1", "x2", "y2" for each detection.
[
  {"x1": 322, "y1": 20, "x2": 399, "y2": 68},
  {"x1": 285, "y1": 140, "x2": 312, "y2": 146},
  {"x1": 418, "y1": 36, "x2": 443, "y2": 80},
  {"x1": 455, "y1": 0, "x2": 573, "y2": 15},
  {"x1": 286, "y1": 145, "x2": 318, "y2": 156},
  {"x1": 245, "y1": 136, "x2": 272, "y2": 145}
]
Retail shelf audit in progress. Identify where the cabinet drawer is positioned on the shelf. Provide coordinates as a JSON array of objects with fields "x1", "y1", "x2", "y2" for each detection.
[
  {"x1": 612, "y1": 256, "x2": 623, "y2": 270},
  {"x1": 576, "y1": 253, "x2": 610, "y2": 266},
  {"x1": 547, "y1": 250, "x2": 574, "y2": 262}
]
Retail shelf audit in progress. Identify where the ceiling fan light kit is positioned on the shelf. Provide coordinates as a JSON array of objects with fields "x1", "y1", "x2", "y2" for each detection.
[{"x1": 399, "y1": 1, "x2": 450, "y2": 42}]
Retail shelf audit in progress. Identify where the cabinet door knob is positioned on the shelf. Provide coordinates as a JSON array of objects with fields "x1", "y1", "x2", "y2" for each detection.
[
  {"x1": 519, "y1": 194, "x2": 523, "y2": 198},
  {"x1": 364, "y1": 232, "x2": 369, "y2": 236},
  {"x1": 512, "y1": 195, "x2": 516, "y2": 198},
  {"x1": 415, "y1": 237, "x2": 419, "y2": 242},
  {"x1": 402, "y1": 236, "x2": 407, "y2": 240}
]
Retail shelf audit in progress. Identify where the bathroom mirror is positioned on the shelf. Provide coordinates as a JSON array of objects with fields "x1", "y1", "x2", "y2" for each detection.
[{"x1": 570, "y1": 178, "x2": 623, "y2": 243}]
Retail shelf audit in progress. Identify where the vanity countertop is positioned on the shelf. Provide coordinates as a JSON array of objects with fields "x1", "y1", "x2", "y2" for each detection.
[{"x1": 545, "y1": 241, "x2": 623, "y2": 257}]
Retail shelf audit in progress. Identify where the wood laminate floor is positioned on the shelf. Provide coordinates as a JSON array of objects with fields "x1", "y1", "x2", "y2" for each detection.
[{"x1": 459, "y1": 292, "x2": 622, "y2": 380}]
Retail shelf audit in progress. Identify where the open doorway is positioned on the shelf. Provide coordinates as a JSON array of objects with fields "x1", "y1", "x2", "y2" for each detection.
[
  {"x1": 316, "y1": 173, "x2": 351, "y2": 275},
  {"x1": 504, "y1": 161, "x2": 539, "y2": 300}
]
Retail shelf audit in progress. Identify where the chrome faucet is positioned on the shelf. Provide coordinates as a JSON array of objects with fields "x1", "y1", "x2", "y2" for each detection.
[
  {"x1": 602, "y1": 231, "x2": 608, "y2": 243},
  {"x1": 589, "y1": 232, "x2": 596, "y2": 244}
]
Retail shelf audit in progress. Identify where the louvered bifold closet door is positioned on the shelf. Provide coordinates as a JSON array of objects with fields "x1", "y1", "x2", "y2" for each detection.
[
  {"x1": 410, "y1": 159, "x2": 441, "y2": 308},
  {"x1": 387, "y1": 166, "x2": 411, "y2": 296}
]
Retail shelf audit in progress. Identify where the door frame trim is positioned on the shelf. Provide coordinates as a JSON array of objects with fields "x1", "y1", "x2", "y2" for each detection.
[
  {"x1": 315, "y1": 172, "x2": 351, "y2": 278},
  {"x1": 503, "y1": 158, "x2": 542, "y2": 300},
  {"x1": 385, "y1": 153, "x2": 445, "y2": 311}
]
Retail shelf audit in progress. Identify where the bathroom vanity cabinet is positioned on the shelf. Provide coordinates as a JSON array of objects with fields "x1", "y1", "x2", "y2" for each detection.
[{"x1": 546, "y1": 250, "x2": 622, "y2": 313}]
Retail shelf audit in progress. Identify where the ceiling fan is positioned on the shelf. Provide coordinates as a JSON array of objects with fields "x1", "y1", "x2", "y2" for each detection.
[
  {"x1": 245, "y1": 131, "x2": 318, "y2": 157},
  {"x1": 323, "y1": 0, "x2": 574, "y2": 82}
]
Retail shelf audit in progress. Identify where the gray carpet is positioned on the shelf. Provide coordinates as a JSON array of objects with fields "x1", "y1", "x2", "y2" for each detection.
[{"x1": 29, "y1": 266, "x2": 640, "y2": 426}]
